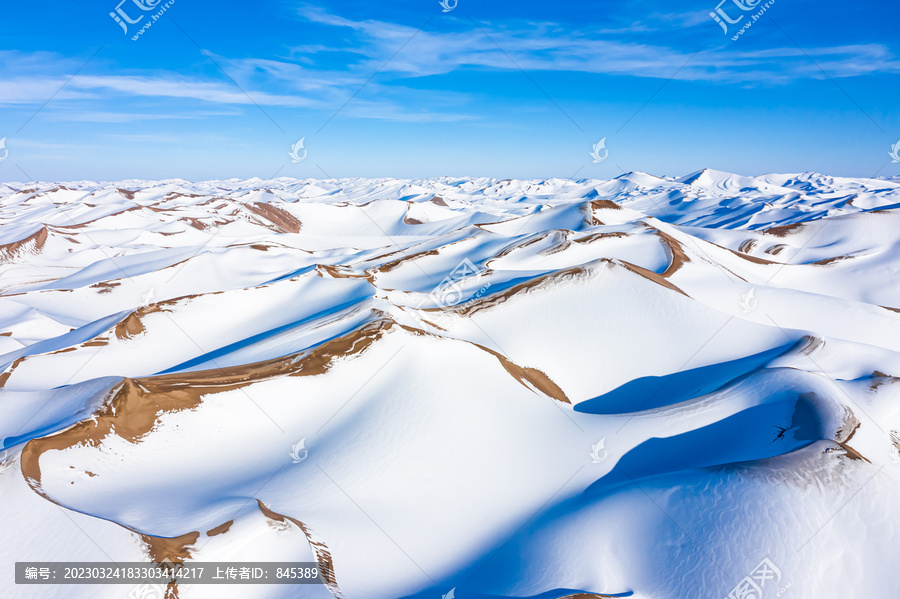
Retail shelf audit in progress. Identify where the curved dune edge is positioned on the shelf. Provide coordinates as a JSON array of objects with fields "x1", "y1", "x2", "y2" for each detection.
[
  {"x1": 652, "y1": 229, "x2": 690, "y2": 278},
  {"x1": 618, "y1": 260, "x2": 688, "y2": 297},
  {"x1": 257, "y1": 500, "x2": 345, "y2": 599},
  {"x1": 473, "y1": 341, "x2": 570, "y2": 404},
  {"x1": 243, "y1": 202, "x2": 303, "y2": 233},
  {"x1": 445, "y1": 265, "x2": 591, "y2": 318},
  {"x1": 19, "y1": 310, "x2": 571, "y2": 494},
  {"x1": 0, "y1": 356, "x2": 25, "y2": 388},
  {"x1": 369, "y1": 235, "x2": 474, "y2": 277},
  {"x1": 438, "y1": 256, "x2": 688, "y2": 317},
  {"x1": 19, "y1": 318, "x2": 393, "y2": 489},
  {"x1": 0, "y1": 226, "x2": 48, "y2": 262}
]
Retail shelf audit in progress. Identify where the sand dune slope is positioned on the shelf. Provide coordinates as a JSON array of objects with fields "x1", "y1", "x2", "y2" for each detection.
[{"x1": 2, "y1": 173, "x2": 900, "y2": 599}]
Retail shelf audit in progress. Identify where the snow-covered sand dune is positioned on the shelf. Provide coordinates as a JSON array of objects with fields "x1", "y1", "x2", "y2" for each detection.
[{"x1": 1, "y1": 171, "x2": 900, "y2": 598}]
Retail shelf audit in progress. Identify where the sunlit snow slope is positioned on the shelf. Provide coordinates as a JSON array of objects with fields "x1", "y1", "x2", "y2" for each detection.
[{"x1": 2, "y1": 171, "x2": 900, "y2": 599}]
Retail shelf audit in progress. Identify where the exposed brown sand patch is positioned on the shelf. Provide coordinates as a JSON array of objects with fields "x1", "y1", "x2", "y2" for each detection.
[
  {"x1": 206, "y1": 520, "x2": 233, "y2": 537},
  {"x1": 117, "y1": 188, "x2": 137, "y2": 200},
  {"x1": 245, "y1": 202, "x2": 302, "y2": 234},
  {"x1": 49, "y1": 347, "x2": 77, "y2": 355},
  {"x1": 764, "y1": 222, "x2": 805, "y2": 238},
  {"x1": 574, "y1": 231, "x2": 629, "y2": 245},
  {"x1": 317, "y1": 264, "x2": 372, "y2": 280},
  {"x1": 445, "y1": 265, "x2": 588, "y2": 318},
  {"x1": 357, "y1": 246, "x2": 410, "y2": 269},
  {"x1": 257, "y1": 500, "x2": 344, "y2": 598},
  {"x1": 141, "y1": 531, "x2": 199, "y2": 564},
  {"x1": 390, "y1": 320, "x2": 569, "y2": 402},
  {"x1": 445, "y1": 254, "x2": 687, "y2": 315},
  {"x1": 765, "y1": 244, "x2": 787, "y2": 256},
  {"x1": 720, "y1": 243, "x2": 780, "y2": 266},
  {"x1": 0, "y1": 226, "x2": 48, "y2": 262},
  {"x1": 0, "y1": 356, "x2": 26, "y2": 388},
  {"x1": 47, "y1": 220, "x2": 92, "y2": 230},
  {"x1": 492, "y1": 231, "x2": 560, "y2": 260},
  {"x1": 738, "y1": 239, "x2": 756, "y2": 253},
  {"x1": 558, "y1": 594, "x2": 622, "y2": 599},
  {"x1": 163, "y1": 192, "x2": 205, "y2": 201},
  {"x1": 90, "y1": 280, "x2": 121, "y2": 293},
  {"x1": 868, "y1": 371, "x2": 898, "y2": 392},
  {"x1": 250, "y1": 244, "x2": 269, "y2": 251},
  {"x1": 0, "y1": 331, "x2": 11, "y2": 337},
  {"x1": 431, "y1": 195, "x2": 448, "y2": 207},
  {"x1": 403, "y1": 201, "x2": 424, "y2": 225},
  {"x1": 185, "y1": 217, "x2": 207, "y2": 231},
  {"x1": 21, "y1": 319, "x2": 392, "y2": 489},
  {"x1": 474, "y1": 217, "x2": 519, "y2": 232},
  {"x1": 835, "y1": 414, "x2": 870, "y2": 463},
  {"x1": 584, "y1": 199, "x2": 622, "y2": 225},
  {"x1": 813, "y1": 255, "x2": 853, "y2": 266},
  {"x1": 115, "y1": 304, "x2": 172, "y2": 340},
  {"x1": 590, "y1": 199, "x2": 622, "y2": 211},
  {"x1": 619, "y1": 261, "x2": 688, "y2": 297},
  {"x1": 374, "y1": 248, "x2": 440, "y2": 274},
  {"x1": 474, "y1": 343, "x2": 569, "y2": 404},
  {"x1": 653, "y1": 229, "x2": 690, "y2": 278},
  {"x1": 882, "y1": 305, "x2": 900, "y2": 314},
  {"x1": 421, "y1": 260, "x2": 685, "y2": 399}
]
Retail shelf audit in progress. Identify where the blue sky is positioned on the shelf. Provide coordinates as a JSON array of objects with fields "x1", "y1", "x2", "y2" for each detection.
[{"x1": 0, "y1": 0, "x2": 898, "y2": 181}]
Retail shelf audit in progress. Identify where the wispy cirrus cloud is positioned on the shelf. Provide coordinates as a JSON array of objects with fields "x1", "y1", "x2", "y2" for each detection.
[
  {"x1": 0, "y1": 51, "x2": 474, "y2": 123},
  {"x1": 69, "y1": 75, "x2": 316, "y2": 106},
  {"x1": 294, "y1": 5, "x2": 900, "y2": 84},
  {"x1": 0, "y1": 5, "x2": 896, "y2": 125}
]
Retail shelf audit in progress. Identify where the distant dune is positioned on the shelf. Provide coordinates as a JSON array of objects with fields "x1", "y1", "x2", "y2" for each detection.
[{"x1": 2, "y1": 172, "x2": 900, "y2": 598}]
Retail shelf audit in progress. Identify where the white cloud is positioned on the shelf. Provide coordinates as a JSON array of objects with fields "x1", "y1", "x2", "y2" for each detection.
[
  {"x1": 295, "y1": 7, "x2": 900, "y2": 84},
  {"x1": 68, "y1": 75, "x2": 316, "y2": 107}
]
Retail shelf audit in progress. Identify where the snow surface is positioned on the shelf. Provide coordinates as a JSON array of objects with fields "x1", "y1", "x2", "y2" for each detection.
[{"x1": 1, "y1": 171, "x2": 900, "y2": 599}]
